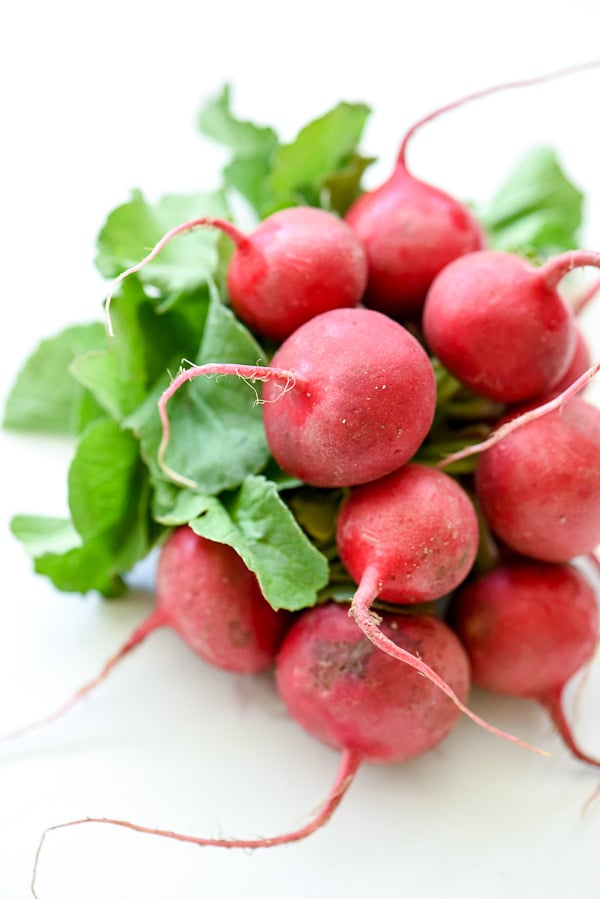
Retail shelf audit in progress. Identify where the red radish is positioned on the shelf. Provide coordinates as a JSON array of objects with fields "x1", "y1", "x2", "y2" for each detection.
[
  {"x1": 159, "y1": 308, "x2": 437, "y2": 489},
  {"x1": 261, "y1": 308, "x2": 436, "y2": 486},
  {"x1": 344, "y1": 60, "x2": 600, "y2": 320},
  {"x1": 153, "y1": 527, "x2": 288, "y2": 671},
  {"x1": 452, "y1": 560, "x2": 600, "y2": 767},
  {"x1": 421, "y1": 249, "x2": 597, "y2": 403},
  {"x1": 276, "y1": 602, "x2": 470, "y2": 763},
  {"x1": 105, "y1": 207, "x2": 367, "y2": 341},
  {"x1": 334, "y1": 463, "x2": 546, "y2": 752},
  {"x1": 474, "y1": 397, "x2": 600, "y2": 563},
  {"x1": 3, "y1": 527, "x2": 288, "y2": 740},
  {"x1": 338, "y1": 463, "x2": 479, "y2": 606},
  {"x1": 344, "y1": 157, "x2": 484, "y2": 320},
  {"x1": 29, "y1": 602, "x2": 471, "y2": 864}
]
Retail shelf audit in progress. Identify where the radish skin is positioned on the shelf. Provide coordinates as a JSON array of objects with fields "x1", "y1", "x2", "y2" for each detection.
[
  {"x1": 533, "y1": 327, "x2": 591, "y2": 402},
  {"x1": 345, "y1": 167, "x2": 484, "y2": 319},
  {"x1": 474, "y1": 398, "x2": 600, "y2": 563},
  {"x1": 423, "y1": 251, "x2": 578, "y2": 403}
]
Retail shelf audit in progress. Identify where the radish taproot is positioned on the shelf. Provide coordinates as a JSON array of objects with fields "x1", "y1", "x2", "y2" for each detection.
[
  {"x1": 3, "y1": 527, "x2": 288, "y2": 740},
  {"x1": 572, "y1": 274, "x2": 600, "y2": 315},
  {"x1": 30, "y1": 602, "x2": 471, "y2": 865},
  {"x1": 105, "y1": 207, "x2": 367, "y2": 341},
  {"x1": 159, "y1": 308, "x2": 437, "y2": 489},
  {"x1": 344, "y1": 61, "x2": 600, "y2": 320},
  {"x1": 451, "y1": 560, "x2": 600, "y2": 767}
]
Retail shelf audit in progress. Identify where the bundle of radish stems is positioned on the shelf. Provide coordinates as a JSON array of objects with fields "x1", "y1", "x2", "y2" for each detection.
[{"x1": 5, "y1": 60, "x2": 600, "y2": 893}]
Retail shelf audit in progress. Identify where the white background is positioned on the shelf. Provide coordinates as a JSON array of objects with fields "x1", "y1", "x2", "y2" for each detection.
[{"x1": 2, "y1": 2, "x2": 600, "y2": 897}]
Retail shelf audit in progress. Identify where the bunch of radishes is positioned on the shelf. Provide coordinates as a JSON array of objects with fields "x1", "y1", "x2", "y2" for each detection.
[{"x1": 7, "y1": 62, "x2": 600, "y2": 868}]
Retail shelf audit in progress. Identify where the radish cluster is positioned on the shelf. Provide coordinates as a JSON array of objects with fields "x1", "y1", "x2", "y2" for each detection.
[
  {"x1": 13, "y1": 63, "x2": 600, "y2": 879},
  {"x1": 133, "y1": 123, "x2": 600, "y2": 846}
]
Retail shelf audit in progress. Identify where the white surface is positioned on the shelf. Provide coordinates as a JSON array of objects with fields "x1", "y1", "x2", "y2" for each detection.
[{"x1": 2, "y1": 3, "x2": 600, "y2": 897}]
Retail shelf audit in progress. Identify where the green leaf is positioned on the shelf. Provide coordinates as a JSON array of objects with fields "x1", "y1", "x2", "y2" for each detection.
[
  {"x1": 157, "y1": 475, "x2": 329, "y2": 612},
  {"x1": 198, "y1": 88, "x2": 372, "y2": 218},
  {"x1": 480, "y1": 147, "x2": 584, "y2": 255},
  {"x1": 37, "y1": 540, "x2": 127, "y2": 596},
  {"x1": 11, "y1": 516, "x2": 81, "y2": 556},
  {"x1": 321, "y1": 152, "x2": 376, "y2": 216},
  {"x1": 3, "y1": 323, "x2": 107, "y2": 434},
  {"x1": 287, "y1": 487, "x2": 344, "y2": 546},
  {"x1": 267, "y1": 102, "x2": 371, "y2": 209},
  {"x1": 223, "y1": 156, "x2": 278, "y2": 217},
  {"x1": 10, "y1": 514, "x2": 127, "y2": 596},
  {"x1": 70, "y1": 278, "x2": 210, "y2": 422},
  {"x1": 126, "y1": 297, "x2": 270, "y2": 495},
  {"x1": 68, "y1": 420, "x2": 145, "y2": 545},
  {"x1": 95, "y1": 189, "x2": 231, "y2": 294},
  {"x1": 12, "y1": 420, "x2": 156, "y2": 596},
  {"x1": 198, "y1": 86, "x2": 279, "y2": 216},
  {"x1": 198, "y1": 84, "x2": 278, "y2": 159}
]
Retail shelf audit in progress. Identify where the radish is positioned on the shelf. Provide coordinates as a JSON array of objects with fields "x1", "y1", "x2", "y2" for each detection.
[
  {"x1": 338, "y1": 463, "x2": 479, "y2": 606},
  {"x1": 423, "y1": 248, "x2": 600, "y2": 404},
  {"x1": 159, "y1": 308, "x2": 437, "y2": 489},
  {"x1": 422, "y1": 249, "x2": 599, "y2": 403},
  {"x1": 276, "y1": 602, "x2": 470, "y2": 763},
  {"x1": 474, "y1": 397, "x2": 600, "y2": 563},
  {"x1": 3, "y1": 527, "x2": 288, "y2": 740},
  {"x1": 105, "y1": 207, "x2": 367, "y2": 341},
  {"x1": 29, "y1": 602, "x2": 471, "y2": 865},
  {"x1": 344, "y1": 61, "x2": 600, "y2": 320},
  {"x1": 344, "y1": 149, "x2": 484, "y2": 320},
  {"x1": 451, "y1": 560, "x2": 600, "y2": 767},
  {"x1": 334, "y1": 462, "x2": 546, "y2": 752}
]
